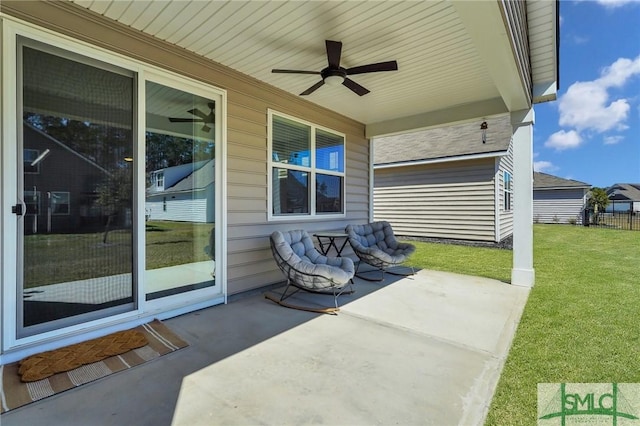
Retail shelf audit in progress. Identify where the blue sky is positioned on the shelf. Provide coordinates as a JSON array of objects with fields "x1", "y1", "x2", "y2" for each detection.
[{"x1": 533, "y1": 0, "x2": 640, "y2": 187}]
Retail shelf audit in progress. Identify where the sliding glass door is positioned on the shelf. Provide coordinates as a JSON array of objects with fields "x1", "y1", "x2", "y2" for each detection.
[
  {"x1": 17, "y1": 40, "x2": 136, "y2": 337},
  {"x1": 5, "y1": 29, "x2": 224, "y2": 345},
  {"x1": 144, "y1": 81, "x2": 218, "y2": 300}
]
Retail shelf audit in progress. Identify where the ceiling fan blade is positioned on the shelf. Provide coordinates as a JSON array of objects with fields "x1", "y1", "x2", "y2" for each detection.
[
  {"x1": 326, "y1": 40, "x2": 342, "y2": 69},
  {"x1": 300, "y1": 80, "x2": 325, "y2": 96},
  {"x1": 272, "y1": 69, "x2": 321, "y2": 75},
  {"x1": 342, "y1": 78, "x2": 370, "y2": 96},
  {"x1": 168, "y1": 118, "x2": 204, "y2": 123},
  {"x1": 188, "y1": 108, "x2": 208, "y2": 120},
  {"x1": 346, "y1": 60, "x2": 398, "y2": 75},
  {"x1": 201, "y1": 124, "x2": 211, "y2": 132}
]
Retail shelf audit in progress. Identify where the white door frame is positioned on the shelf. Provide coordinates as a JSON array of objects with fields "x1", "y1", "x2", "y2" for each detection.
[{"x1": 0, "y1": 17, "x2": 227, "y2": 363}]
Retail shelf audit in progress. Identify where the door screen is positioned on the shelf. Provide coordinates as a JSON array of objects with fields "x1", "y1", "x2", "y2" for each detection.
[{"x1": 18, "y1": 41, "x2": 136, "y2": 336}]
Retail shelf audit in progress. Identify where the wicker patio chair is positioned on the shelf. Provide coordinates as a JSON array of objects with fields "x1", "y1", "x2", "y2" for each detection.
[
  {"x1": 345, "y1": 221, "x2": 416, "y2": 281},
  {"x1": 266, "y1": 229, "x2": 355, "y2": 314}
]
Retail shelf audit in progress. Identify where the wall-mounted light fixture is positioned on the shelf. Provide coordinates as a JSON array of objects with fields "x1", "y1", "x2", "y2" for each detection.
[{"x1": 480, "y1": 121, "x2": 488, "y2": 144}]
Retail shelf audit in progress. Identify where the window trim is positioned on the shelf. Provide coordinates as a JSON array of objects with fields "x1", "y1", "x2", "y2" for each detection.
[
  {"x1": 503, "y1": 171, "x2": 513, "y2": 211},
  {"x1": 267, "y1": 110, "x2": 346, "y2": 221}
]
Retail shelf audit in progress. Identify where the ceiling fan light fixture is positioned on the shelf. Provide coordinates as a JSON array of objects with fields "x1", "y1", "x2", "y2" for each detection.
[{"x1": 324, "y1": 75, "x2": 345, "y2": 86}]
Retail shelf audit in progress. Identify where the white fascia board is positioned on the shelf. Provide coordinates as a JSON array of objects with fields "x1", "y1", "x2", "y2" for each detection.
[
  {"x1": 374, "y1": 150, "x2": 508, "y2": 170},
  {"x1": 533, "y1": 81, "x2": 557, "y2": 104}
]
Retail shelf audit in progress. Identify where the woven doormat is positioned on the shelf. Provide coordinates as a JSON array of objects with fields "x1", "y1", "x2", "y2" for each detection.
[{"x1": 0, "y1": 319, "x2": 188, "y2": 413}]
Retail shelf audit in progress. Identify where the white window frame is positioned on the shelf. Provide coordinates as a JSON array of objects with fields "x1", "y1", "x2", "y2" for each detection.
[
  {"x1": 156, "y1": 171, "x2": 164, "y2": 189},
  {"x1": 504, "y1": 171, "x2": 513, "y2": 211},
  {"x1": 268, "y1": 110, "x2": 346, "y2": 221}
]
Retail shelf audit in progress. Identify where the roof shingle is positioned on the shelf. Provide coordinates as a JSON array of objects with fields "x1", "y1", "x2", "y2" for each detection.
[{"x1": 373, "y1": 114, "x2": 513, "y2": 165}]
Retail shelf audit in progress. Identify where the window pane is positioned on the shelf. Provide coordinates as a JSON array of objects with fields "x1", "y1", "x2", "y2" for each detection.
[
  {"x1": 51, "y1": 192, "x2": 70, "y2": 215},
  {"x1": 272, "y1": 168, "x2": 309, "y2": 215},
  {"x1": 272, "y1": 115, "x2": 311, "y2": 167},
  {"x1": 145, "y1": 81, "x2": 217, "y2": 300},
  {"x1": 316, "y1": 174, "x2": 343, "y2": 213},
  {"x1": 316, "y1": 129, "x2": 344, "y2": 172},
  {"x1": 24, "y1": 149, "x2": 40, "y2": 174}
]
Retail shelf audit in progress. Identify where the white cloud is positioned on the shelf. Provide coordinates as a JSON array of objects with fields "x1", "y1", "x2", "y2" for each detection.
[
  {"x1": 534, "y1": 161, "x2": 558, "y2": 173},
  {"x1": 572, "y1": 35, "x2": 589, "y2": 44},
  {"x1": 603, "y1": 135, "x2": 624, "y2": 145},
  {"x1": 558, "y1": 55, "x2": 640, "y2": 133},
  {"x1": 595, "y1": 0, "x2": 640, "y2": 8},
  {"x1": 544, "y1": 130, "x2": 583, "y2": 151},
  {"x1": 576, "y1": 0, "x2": 640, "y2": 8}
]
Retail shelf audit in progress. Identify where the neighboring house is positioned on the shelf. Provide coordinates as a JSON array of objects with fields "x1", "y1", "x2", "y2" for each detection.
[
  {"x1": 374, "y1": 114, "x2": 514, "y2": 243},
  {"x1": 146, "y1": 160, "x2": 215, "y2": 223},
  {"x1": 23, "y1": 123, "x2": 111, "y2": 234},
  {"x1": 533, "y1": 172, "x2": 591, "y2": 224},
  {"x1": 0, "y1": 1, "x2": 558, "y2": 363},
  {"x1": 606, "y1": 183, "x2": 640, "y2": 213}
]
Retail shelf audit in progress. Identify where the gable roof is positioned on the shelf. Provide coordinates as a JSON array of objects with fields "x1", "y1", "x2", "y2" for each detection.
[
  {"x1": 607, "y1": 183, "x2": 640, "y2": 201},
  {"x1": 533, "y1": 172, "x2": 590, "y2": 190},
  {"x1": 373, "y1": 114, "x2": 513, "y2": 167},
  {"x1": 25, "y1": 122, "x2": 111, "y2": 175},
  {"x1": 154, "y1": 159, "x2": 215, "y2": 195}
]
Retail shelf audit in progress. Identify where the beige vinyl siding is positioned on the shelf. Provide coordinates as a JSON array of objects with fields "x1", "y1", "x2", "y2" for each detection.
[
  {"x1": 4, "y1": 1, "x2": 370, "y2": 295},
  {"x1": 497, "y1": 139, "x2": 514, "y2": 241},
  {"x1": 374, "y1": 159, "x2": 497, "y2": 241},
  {"x1": 534, "y1": 189, "x2": 587, "y2": 224}
]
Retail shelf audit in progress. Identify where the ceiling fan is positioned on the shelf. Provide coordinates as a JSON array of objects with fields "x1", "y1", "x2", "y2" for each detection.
[
  {"x1": 168, "y1": 102, "x2": 215, "y2": 132},
  {"x1": 272, "y1": 40, "x2": 398, "y2": 96}
]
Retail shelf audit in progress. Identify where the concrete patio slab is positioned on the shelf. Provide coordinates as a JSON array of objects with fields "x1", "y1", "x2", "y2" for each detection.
[{"x1": 0, "y1": 269, "x2": 529, "y2": 426}]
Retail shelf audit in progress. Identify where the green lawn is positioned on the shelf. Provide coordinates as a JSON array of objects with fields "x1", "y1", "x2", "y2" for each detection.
[
  {"x1": 24, "y1": 221, "x2": 213, "y2": 287},
  {"x1": 408, "y1": 225, "x2": 640, "y2": 425}
]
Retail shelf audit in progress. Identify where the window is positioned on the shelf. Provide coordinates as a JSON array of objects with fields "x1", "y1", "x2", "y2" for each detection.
[
  {"x1": 156, "y1": 172, "x2": 164, "y2": 189},
  {"x1": 504, "y1": 171, "x2": 513, "y2": 211},
  {"x1": 51, "y1": 191, "x2": 70, "y2": 215},
  {"x1": 24, "y1": 149, "x2": 41, "y2": 174},
  {"x1": 269, "y1": 111, "x2": 345, "y2": 218},
  {"x1": 24, "y1": 190, "x2": 40, "y2": 216}
]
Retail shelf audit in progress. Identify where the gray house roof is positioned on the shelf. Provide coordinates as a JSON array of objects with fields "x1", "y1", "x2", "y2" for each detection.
[
  {"x1": 373, "y1": 114, "x2": 513, "y2": 166},
  {"x1": 533, "y1": 172, "x2": 590, "y2": 190},
  {"x1": 607, "y1": 183, "x2": 640, "y2": 201},
  {"x1": 149, "y1": 159, "x2": 215, "y2": 195}
]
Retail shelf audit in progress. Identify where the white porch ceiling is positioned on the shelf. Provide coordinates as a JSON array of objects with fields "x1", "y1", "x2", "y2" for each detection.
[{"x1": 70, "y1": 0, "x2": 557, "y2": 135}]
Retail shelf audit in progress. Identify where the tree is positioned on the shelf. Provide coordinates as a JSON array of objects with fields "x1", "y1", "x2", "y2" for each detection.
[
  {"x1": 587, "y1": 187, "x2": 610, "y2": 224},
  {"x1": 96, "y1": 166, "x2": 132, "y2": 243}
]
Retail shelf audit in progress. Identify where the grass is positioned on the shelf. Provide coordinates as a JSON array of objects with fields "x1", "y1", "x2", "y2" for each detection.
[
  {"x1": 24, "y1": 220, "x2": 213, "y2": 287},
  {"x1": 484, "y1": 225, "x2": 640, "y2": 425},
  {"x1": 405, "y1": 225, "x2": 640, "y2": 424},
  {"x1": 144, "y1": 221, "x2": 213, "y2": 269},
  {"x1": 406, "y1": 240, "x2": 513, "y2": 283}
]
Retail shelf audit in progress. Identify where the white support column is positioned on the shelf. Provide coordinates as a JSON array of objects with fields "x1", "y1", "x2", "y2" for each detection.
[{"x1": 511, "y1": 109, "x2": 535, "y2": 287}]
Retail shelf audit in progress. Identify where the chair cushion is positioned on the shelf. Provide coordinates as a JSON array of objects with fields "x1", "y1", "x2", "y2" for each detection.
[
  {"x1": 345, "y1": 221, "x2": 415, "y2": 266},
  {"x1": 271, "y1": 230, "x2": 355, "y2": 287}
]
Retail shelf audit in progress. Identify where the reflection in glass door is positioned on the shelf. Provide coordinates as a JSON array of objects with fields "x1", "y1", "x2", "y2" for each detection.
[
  {"x1": 18, "y1": 41, "x2": 136, "y2": 337},
  {"x1": 144, "y1": 81, "x2": 217, "y2": 300}
]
